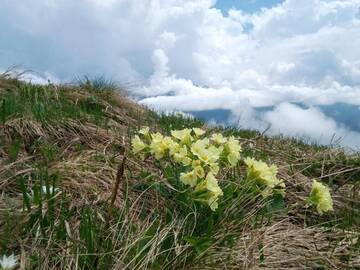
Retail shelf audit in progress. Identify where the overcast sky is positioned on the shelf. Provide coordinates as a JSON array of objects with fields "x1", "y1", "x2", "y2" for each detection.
[{"x1": 1, "y1": 0, "x2": 360, "y2": 148}]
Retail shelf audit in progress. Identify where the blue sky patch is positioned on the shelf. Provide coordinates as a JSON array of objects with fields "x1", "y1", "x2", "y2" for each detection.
[{"x1": 215, "y1": 0, "x2": 284, "y2": 13}]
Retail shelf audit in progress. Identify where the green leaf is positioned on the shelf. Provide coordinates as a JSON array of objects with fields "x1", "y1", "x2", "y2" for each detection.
[{"x1": 185, "y1": 236, "x2": 213, "y2": 254}]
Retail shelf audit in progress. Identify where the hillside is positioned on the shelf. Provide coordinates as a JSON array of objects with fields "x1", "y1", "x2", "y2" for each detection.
[{"x1": 0, "y1": 73, "x2": 359, "y2": 270}]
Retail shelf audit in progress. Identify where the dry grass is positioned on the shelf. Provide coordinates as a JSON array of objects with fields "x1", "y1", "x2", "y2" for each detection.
[
  {"x1": 0, "y1": 75, "x2": 359, "y2": 269},
  {"x1": 197, "y1": 220, "x2": 359, "y2": 269}
]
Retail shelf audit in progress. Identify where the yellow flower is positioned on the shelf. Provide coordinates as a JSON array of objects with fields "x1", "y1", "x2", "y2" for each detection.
[
  {"x1": 206, "y1": 145, "x2": 222, "y2": 163},
  {"x1": 180, "y1": 170, "x2": 198, "y2": 187},
  {"x1": 171, "y1": 128, "x2": 193, "y2": 144},
  {"x1": 192, "y1": 159, "x2": 219, "y2": 175},
  {"x1": 174, "y1": 145, "x2": 191, "y2": 165},
  {"x1": 207, "y1": 195, "x2": 219, "y2": 211},
  {"x1": 151, "y1": 132, "x2": 164, "y2": 143},
  {"x1": 209, "y1": 162, "x2": 220, "y2": 175},
  {"x1": 191, "y1": 160, "x2": 202, "y2": 169},
  {"x1": 131, "y1": 135, "x2": 146, "y2": 154},
  {"x1": 149, "y1": 133, "x2": 173, "y2": 159},
  {"x1": 192, "y1": 127, "x2": 205, "y2": 137},
  {"x1": 211, "y1": 133, "x2": 227, "y2": 144},
  {"x1": 204, "y1": 172, "x2": 223, "y2": 197},
  {"x1": 163, "y1": 136, "x2": 174, "y2": 148},
  {"x1": 138, "y1": 127, "x2": 150, "y2": 136},
  {"x1": 194, "y1": 165, "x2": 205, "y2": 178},
  {"x1": 168, "y1": 140, "x2": 180, "y2": 156},
  {"x1": 191, "y1": 140, "x2": 222, "y2": 165},
  {"x1": 190, "y1": 138, "x2": 209, "y2": 157},
  {"x1": 309, "y1": 180, "x2": 333, "y2": 214},
  {"x1": 227, "y1": 151, "x2": 240, "y2": 167},
  {"x1": 194, "y1": 172, "x2": 223, "y2": 211},
  {"x1": 244, "y1": 157, "x2": 284, "y2": 196},
  {"x1": 194, "y1": 172, "x2": 223, "y2": 196},
  {"x1": 226, "y1": 136, "x2": 242, "y2": 153}
]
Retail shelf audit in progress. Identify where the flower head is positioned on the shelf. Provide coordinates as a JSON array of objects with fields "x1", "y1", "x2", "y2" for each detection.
[
  {"x1": 173, "y1": 145, "x2": 191, "y2": 165},
  {"x1": 138, "y1": 127, "x2": 150, "y2": 136},
  {"x1": 227, "y1": 151, "x2": 240, "y2": 167},
  {"x1": 180, "y1": 170, "x2": 198, "y2": 187},
  {"x1": 226, "y1": 136, "x2": 241, "y2": 153},
  {"x1": 171, "y1": 128, "x2": 193, "y2": 144},
  {"x1": 149, "y1": 133, "x2": 173, "y2": 159},
  {"x1": 191, "y1": 139, "x2": 222, "y2": 165},
  {"x1": 224, "y1": 136, "x2": 242, "y2": 166},
  {"x1": 194, "y1": 172, "x2": 223, "y2": 210},
  {"x1": 131, "y1": 135, "x2": 146, "y2": 154},
  {"x1": 209, "y1": 162, "x2": 220, "y2": 175},
  {"x1": 203, "y1": 172, "x2": 223, "y2": 197},
  {"x1": 244, "y1": 157, "x2": 284, "y2": 196},
  {"x1": 191, "y1": 160, "x2": 202, "y2": 169},
  {"x1": 207, "y1": 195, "x2": 220, "y2": 211},
  {"x1": 191, "y1": 138, "x2": 209, "y2": 157},
  {"x1": 192, "y1": 127, "x2": 205, "y2": 137},
  {"x1": 309, "y1": 180, "x2": 333, "y2": 214},
  {"x1": 211, "y1": 133, "x2": 227, "y2": 144},
  {"x1": 0, "y1": 254, "x2": 17, "y2": 270},
  {"x1": 168, "y1": 140, "x2": 180, "y2": 156},
  {"x1": 194, "y1": 165, "x2": 205, "y2": 178}
]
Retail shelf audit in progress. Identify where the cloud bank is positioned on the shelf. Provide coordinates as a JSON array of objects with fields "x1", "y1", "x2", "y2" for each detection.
[{"x1": 1, "y1": 0, "x2": 360, "y2": 148}]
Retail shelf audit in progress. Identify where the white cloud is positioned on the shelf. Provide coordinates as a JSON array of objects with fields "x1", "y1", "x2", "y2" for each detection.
[
  {"x1": 1, "y1": 0, "x2": 360, "y2": 147},
  {"x1": 264, "y1": 103, "x2": 360, "y2": 147}
]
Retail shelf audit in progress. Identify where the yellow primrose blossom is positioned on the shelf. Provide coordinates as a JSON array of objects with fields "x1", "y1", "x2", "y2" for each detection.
[
  {"x1": 174, "y1": 145, "x2": 191, "y2": 165},
  {"x1": 309, "y1": 180, "x2": 333, "y2": 214},
  {"x1": 207, "y1": 145, "x2": 222, "y2": 162},
  {"x1": 192, "y1": 159, "x2": 219, "y2": 175},
  {"x1": 226, "y1": 136, "x2": 242, "y2": 153},
  {"x1": 192, "y1": 127, "x2": 205, "y2": 137},
  {"x1": 194, "y1": 172, "x2": 223, "y2": 197},
  {"x1": 194, "y1": 165, "x2": 205, "y2": 178},
  {"x1": 194, "y1": 172, "x2": 223, "y2": 211},
  {"x1": 224, "y1": 136, "x2": 241, "y2": 166},
  {"x1": 180, "y1": 170, "x2": 198, "y2": 187},
  {"x1": 151, "y1": 132, "x2": 163, "y2": 143},
  {"x1": 138, "y1": 127, "x2": 150, "y2": 136},
  {"x1": 204, "y1": 172, "x2": 223, "y2": 197},
  {"x1": 149, "y1": 133, "x2": 173, "y2": 159},
  {"x1": 191, "y1": 140, "x2": 222, "y2": 165},
  {"x1": 190, "y1": 138, "x2": 209, "y2": 157},
  {"x1": 131, "y1": 135, "x2": 146, "y2": 154},
  {"x1": 168, "y1": 140, "x2": 180, "y2": 156},
  {"x1": 209, "y1": 162, "x2": 220, "y2": 175},
  {"x1": 171, "y1": 128, "x2": 193, "y2": 144},
  {"x1": 227, "y1": 151, "x2": 240, "y2": 167},
  {"x1": 244, "y1": 157, "x2": 284, "y2": 195},
  {"x1": 191, "y1": 160, "x2": 202, "y2": 169},
  {"x1": 196, "y1": 151, "x2": 213, "y2": 164},
  {"x1": 207, "y1": 195, "x2": 219, "y2": 211},
  {"x1": 211, "y1": 133, "x2": 227, "y2": 144}
]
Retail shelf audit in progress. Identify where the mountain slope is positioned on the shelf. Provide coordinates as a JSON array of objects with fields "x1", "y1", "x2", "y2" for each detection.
[{"x1": 0, "y1": 74, "x2": 359, "y2": 269}]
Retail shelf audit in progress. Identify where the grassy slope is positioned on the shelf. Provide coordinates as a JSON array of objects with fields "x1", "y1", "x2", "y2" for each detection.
[{"x1": 0, "y1": 74, "x2": 359, "y2": 269}]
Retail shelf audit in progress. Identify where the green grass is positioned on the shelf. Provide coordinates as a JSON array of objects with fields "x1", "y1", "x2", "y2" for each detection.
[
  {"x1": 0, "y1": 75, "x2": 359, "y2": 269},
  {"x1": 0, "y1": 79, "x2": 114, "y2": 127}
]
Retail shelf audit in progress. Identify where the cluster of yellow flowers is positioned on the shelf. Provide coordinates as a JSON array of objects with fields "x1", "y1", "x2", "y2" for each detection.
[
  {"x1": 309, "y1": 180, "x2": 333, "y2": 214},
  {"x1": 131, "y1": 126, "x2": 334, "y2": 214},
  {"x1": 131, "y1": 127, "x2": 242, "y2": 210},
  {"x1": 244, "y1": 157, "x2": 285, "y2": 197}
]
